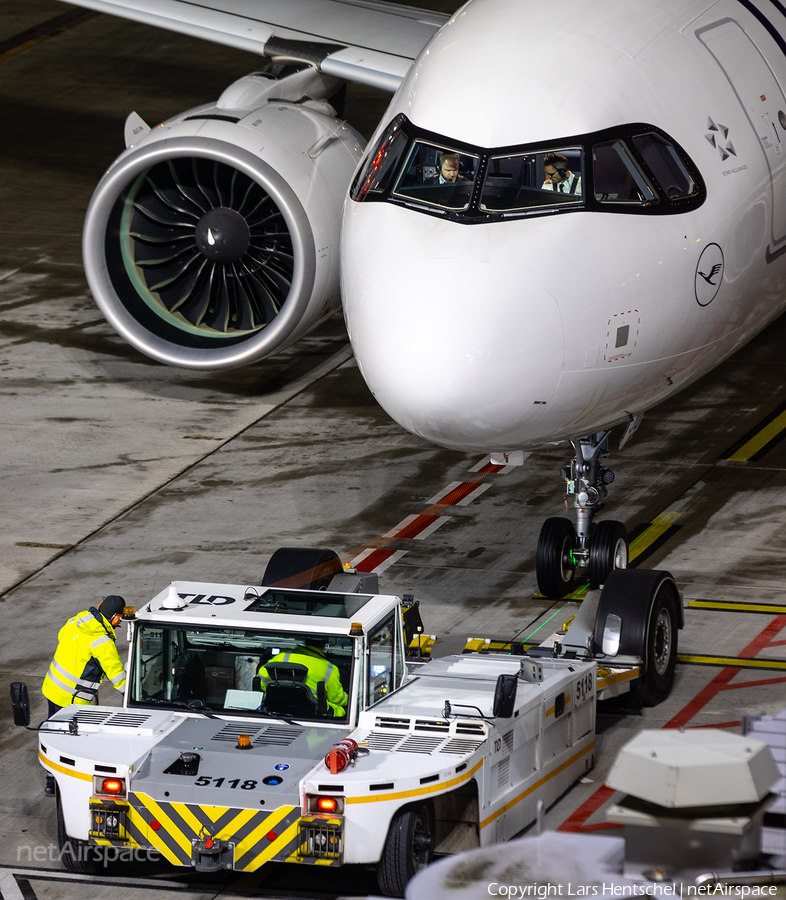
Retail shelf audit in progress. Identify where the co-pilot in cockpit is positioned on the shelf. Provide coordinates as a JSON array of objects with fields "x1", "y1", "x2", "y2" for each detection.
[{"x1": 350, "y1": 113, "x2": 703, "y2": 221}]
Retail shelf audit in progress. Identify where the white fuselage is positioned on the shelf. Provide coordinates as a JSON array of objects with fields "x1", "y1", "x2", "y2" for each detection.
[{"x1": 341, "y1": 0, "x2": 786, "y2": 450}]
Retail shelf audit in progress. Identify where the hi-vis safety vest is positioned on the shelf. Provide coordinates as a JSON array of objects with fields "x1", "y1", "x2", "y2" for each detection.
[
  {"x1": 258, "y1": 646, "x2": 348, "y2": 716},
  {"x1": 42, "y1": 608, "x2": 127, "y2": 708}
]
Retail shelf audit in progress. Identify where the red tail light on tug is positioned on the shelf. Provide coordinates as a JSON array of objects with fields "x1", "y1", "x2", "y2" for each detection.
[
  {"x1": 324, "y1": 738, "x2": 358, "y2": 775},
  {"x1": 93, "y1": 775, "x2": 126, "y2": 796}
]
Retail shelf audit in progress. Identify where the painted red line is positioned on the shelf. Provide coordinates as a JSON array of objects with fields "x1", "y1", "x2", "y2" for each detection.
[
  {"x1": 559, "y1": 614, "x2": 786, "y2": 832},
  {"x1": 720, "y1": 676, "x2": 786, "y2": 691},
  {"x1": 557, "y1": 784, "x2": 617, "y2": 832},
  {"x1": 477, "y1": 463, "x2": 505, "y2": 475},
  {"x1": 394, "y1": 514, "x2": 440, "y2": 540},
  {"x1": 355, "y1": 549, "x2": 395, "y2": 573},
  {"x1": 665, "y1": 615, "x2": 786, "y2": 730},
  {"x1": 687, "y1": 720, "x2": 742, "y2": 729},
  {"x1": 436, "y1": 482, "x2": 484, "y2": 506}
]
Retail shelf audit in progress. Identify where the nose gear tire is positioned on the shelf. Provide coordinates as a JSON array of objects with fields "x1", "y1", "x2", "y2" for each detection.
[
  {"x1": 588, "y1": 520, "x2": 628, "y2": 589},
  {"x1": 536, "y1": 517, "x2": 577, "y2": 598}
]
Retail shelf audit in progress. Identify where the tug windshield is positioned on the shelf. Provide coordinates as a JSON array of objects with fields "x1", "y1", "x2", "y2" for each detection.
[{"x1": 129, "y1": 622, "x2": 354, "y2": 722}]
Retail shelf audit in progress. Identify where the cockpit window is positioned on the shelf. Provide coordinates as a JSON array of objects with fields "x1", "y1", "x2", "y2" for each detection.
[
  {"x1": 350, "y1": 115, "x2": 705, "y2": 221},
  {"x1": 392, "y1": 142, "x2": 479, "y2": 210},
  {"x1": 632, "y1": 132, "x2": 697, "y2": 200},
  {"x1": 480, "y1": 148, "x2": 583, "y2": 211},
  {"x1": 593, "y1": 140, "x2": 657, "y2": 205},
  {"x1": 350, "y1": 115, "x2": 409, "y2": 201}
]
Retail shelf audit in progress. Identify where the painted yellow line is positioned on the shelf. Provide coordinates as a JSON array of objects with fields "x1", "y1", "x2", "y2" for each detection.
[
  {"x1": 688, "y1": 600, "x2": 786, "y2": 614},
  {"x1": 346, "y1": 758, "x2": 484, "y2": 805},
  {"x1": 628, "y1": 511, "x2": 680, "y2": 560},
  {"x1": 479, "y1": 742, "x2": 595, "y2": 829},
  {"x1": 0, "y1": 39, "x2": 43, "y2": 62},
  {"x1": 727, "y1": 408, "x2": 786, "y2": 461},
  {"x1": 678, "y1": 654, "x2": 786, "y2": 670},
  {"x1": 0, "y1": 10, "x2": 100, "y2": 64},
  {"x1": 38, "y1": 750, "x2": 92, "y2": 782},
  {"x1": 235, "y1": 805, "x2": 295, "y2": 859}
]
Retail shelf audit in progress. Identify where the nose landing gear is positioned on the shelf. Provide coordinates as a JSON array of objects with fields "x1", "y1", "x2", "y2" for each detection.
[{"x1": 536, "y1": 429, "x2": 629, "y2": 597}]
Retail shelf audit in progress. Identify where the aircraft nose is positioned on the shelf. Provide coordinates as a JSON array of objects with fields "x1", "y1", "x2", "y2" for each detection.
[{"x1": 346, "y1": 258, "x2": 564, "y2": 450}]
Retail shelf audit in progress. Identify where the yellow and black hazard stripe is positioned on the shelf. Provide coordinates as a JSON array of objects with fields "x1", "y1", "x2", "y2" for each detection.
[
  {"x1": 676, "y1": 653, "x2": 786, "y2": 671},
  {"x1": 127, "y1": 793, "x2": 301, "y2": 871},
  {"x1": 89, "y1": 797, "x2": 139, "y2": 847},
  {"x1": 687, "y1": 598, "x2": 786, "y2": 615},
  {"x1": 626, "y1": 514, "x2": 682, "y2": 568},
  {"x1": 722, "y1": 400, "x2": 786, "y2": 462}
]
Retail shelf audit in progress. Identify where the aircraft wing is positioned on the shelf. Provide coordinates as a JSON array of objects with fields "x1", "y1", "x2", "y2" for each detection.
[{"x1": 60, "y1": 0, "x2": 451, "y2": 91}]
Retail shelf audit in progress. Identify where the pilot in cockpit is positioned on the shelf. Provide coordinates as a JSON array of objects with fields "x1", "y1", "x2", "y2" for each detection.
[
  {"x1": 542, "y1": 152, "x2": 582, "y2": 195},
  {"x1": 427, "y1": 151, "x2": 467, "y2": 185}
]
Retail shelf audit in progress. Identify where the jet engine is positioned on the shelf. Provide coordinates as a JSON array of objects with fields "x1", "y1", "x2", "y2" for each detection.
[{"x1": 83, "y1": 66, "x2": 364, "y2": 369}]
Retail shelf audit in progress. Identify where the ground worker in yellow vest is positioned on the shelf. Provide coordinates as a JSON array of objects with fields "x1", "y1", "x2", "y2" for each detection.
[
  {"x1": 257, "y1": 637, "x2": 348, "y2": 717},
  {"x1": 42, "y1": 596, "x2": 128, "y2": 794}
]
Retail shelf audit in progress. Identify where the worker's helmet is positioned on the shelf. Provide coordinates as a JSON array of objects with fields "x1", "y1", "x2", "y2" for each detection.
[{"x1": 99, "y1": 595, "x2": 126, "y2": 627}]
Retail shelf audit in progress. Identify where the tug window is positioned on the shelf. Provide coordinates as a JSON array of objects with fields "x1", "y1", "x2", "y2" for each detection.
[
  {"x1": 392, "y1": 142, "x2": 479, "y2": 210},
  {"x1": 481, "y1": 148, "x2": 583, "y2": 211},
  {"x1": 367, "y1": 614, "x2": 396, "y2": 704},
  {"x1": 632, "y1": 132, "x2": 696, "y2": 200},
  {"x1": 593, "y1": 140, "x2": 657, "y2": 205}
]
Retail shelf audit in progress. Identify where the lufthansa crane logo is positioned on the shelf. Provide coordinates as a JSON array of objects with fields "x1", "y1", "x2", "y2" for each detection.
[{"x1": 695, "y1": 243, "x2": 724, "y2": 306}]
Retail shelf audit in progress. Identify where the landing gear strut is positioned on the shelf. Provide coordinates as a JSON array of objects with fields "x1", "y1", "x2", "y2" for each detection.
[{"x1": 536, "y1": 430, "x2": 629, "y2": 597}]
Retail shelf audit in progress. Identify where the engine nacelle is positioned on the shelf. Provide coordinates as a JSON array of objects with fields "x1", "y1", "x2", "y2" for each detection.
[{"x1": 83, "y1": 67, "x2": 364, "y2": 369}]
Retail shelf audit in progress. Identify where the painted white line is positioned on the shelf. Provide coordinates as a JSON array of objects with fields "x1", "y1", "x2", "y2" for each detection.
[
  {"x1": 413, "y1": 517, "x2": 450, "y2": 540},
  {"x1": 371, "y1": 550, "x2": 408, "y2": 573},
  {"x1": 454, "y1": 483, "x2": 491, "y2": 506},
  {"x1": 427, "y1": 481, "x2": 462, "y2": 505},
  {"x1": 348, "y1": 548, "x2": 376, "y2": 567},
  {"x1": 0, "y1": 871, "x2": 25, "y2": 900},
  {"x1": 380, "y1": 515, "x2": 420, "y2": 540}
]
